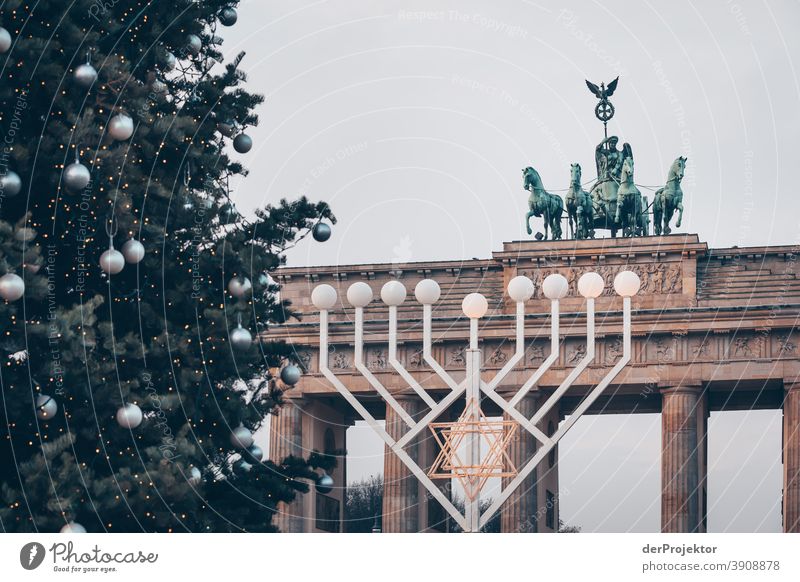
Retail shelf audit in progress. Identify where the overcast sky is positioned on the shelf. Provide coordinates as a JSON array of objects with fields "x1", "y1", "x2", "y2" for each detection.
[{"x1": 228, "y1": 0, "x2": 800, "y2": 532}]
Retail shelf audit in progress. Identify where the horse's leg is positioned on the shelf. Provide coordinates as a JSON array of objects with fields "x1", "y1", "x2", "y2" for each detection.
[
  {"x1": 653, "y1": 198, "x2": 662, "y2": 236},
  {"x1": 526, "y1": 208, "x2": 534, "y2": 235},
  {"x1": 676, "y1": 199, "x2": 684, "y2": 228}
]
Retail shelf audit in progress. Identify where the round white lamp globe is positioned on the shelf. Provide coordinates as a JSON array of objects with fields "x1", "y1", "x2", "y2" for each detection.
[
  {"x1": 462, "y1": 293, "x2": 488, "y2": 319},
  {"x1": 346, "y1": 282, "x2": 373, "y2": 307},
  {"x1": 380, "y1": 281, "x2": 407, "y2": 306},
  {"x1": 578, "y1": 272, "x2": 605, "y2": 298},
  {"x1": 507, "y1": 275, "x2": 534, "y2": 302},
  {"x1": 414, "y1": 279, "x2": 441, "y2": 304},
  {"x1": 542, "y1": 273, "x2": 570, "y2": 300},
  {"x1": 311, "y1": 284, "x2": 337, "y2": 310},
  {"x1": 614, "y1": 270, "x2": 641, "y2": 297},
  {"x1": 60, "y1": 522, "x2": 87, "y2": 534}
]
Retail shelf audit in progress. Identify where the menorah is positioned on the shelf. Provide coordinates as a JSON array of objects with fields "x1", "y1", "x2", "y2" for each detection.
[{"x1": 311, "y1": 269, "x2": 641, "y2": 532}]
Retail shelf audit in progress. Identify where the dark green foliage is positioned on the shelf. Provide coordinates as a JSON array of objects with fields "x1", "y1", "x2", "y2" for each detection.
[{"x1": 0, "y1": 1, "x2": 335, "y2": 532}]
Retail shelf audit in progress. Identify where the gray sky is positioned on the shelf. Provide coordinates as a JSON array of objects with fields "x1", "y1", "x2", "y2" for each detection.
[{"x1": 229, "y1": 0, "x2": 800, "y2": 532}]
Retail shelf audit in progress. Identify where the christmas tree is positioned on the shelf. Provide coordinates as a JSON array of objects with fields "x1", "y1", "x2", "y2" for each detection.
[{"x1": 0, "y1": 1, "x2": 335, "y2": 532}]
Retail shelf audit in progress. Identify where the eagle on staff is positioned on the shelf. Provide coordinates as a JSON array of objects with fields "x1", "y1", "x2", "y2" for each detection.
[{"x1": 586, "y1": 76, "x2": 619, "y2": 137}]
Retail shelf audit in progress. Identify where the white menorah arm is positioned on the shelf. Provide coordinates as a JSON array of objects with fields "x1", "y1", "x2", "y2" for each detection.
[
  {"x1": 388, "y1": 305, "x2": 437, "y2": 409},
  {"x1": 478, "y1": 297, "x2": 632, "y2": 530},
  {"x1": 318, "y1": 310, "x2": 468, "y2": 530},
  {"x1": 423, "y1": 303, "x2": 461, "y2": 391},
  {"x1": 530, "y1": 297, "x2": 596, "y2": 425},
  {"x1": 484, "y1": 301, "x2": 526, "y2": 393},
  {"x1": 354, "y1": 306, "x2": 415, "y2": 428},
  {"x1": 507, "y1": 299, "x2": 561, "y2": 408}
]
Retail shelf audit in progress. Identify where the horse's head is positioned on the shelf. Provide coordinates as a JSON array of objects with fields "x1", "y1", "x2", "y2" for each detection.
[
  {"x1": 522, "y1": 166, "x2": 539, "y2": 190},
  {"x1": 570, "y1": 163, "x2": 581, "y2": 183},
  {"x1": 671, "y1": 156, "x2": 686, "y2": 181},
  {"x1": 621, "y1": 156, "x2": 634, "y2": 181}
]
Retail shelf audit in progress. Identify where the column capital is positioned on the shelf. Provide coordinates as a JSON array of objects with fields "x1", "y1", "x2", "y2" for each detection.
[
  {"x1": 785, "y1": 381, "x2": 800, "y2": 393},
  {"x1": 659, "y1": 381, "x2": 703, "y2": 395}
]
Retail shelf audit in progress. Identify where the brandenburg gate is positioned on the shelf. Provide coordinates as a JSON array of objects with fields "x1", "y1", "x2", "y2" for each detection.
[{"x1": 266, "y1": 234, "x2": 800, "y2": 533}]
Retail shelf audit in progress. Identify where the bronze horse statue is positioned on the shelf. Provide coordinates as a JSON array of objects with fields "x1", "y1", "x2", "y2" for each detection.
[
  {"x1": 615, "y1": 156, "x2": 643, "y2": 237},
  {"x1": 653, "y1": 156, "x2": 686, "y2": 235},
  {"x1": 523, "y1": 166, "x2": 563, "y2": 240},
  {"x1": 565, "y1": 163, "x2": 594, "y2": 239}
]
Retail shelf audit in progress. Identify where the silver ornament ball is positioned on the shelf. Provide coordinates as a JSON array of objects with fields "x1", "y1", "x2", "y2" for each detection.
[
  {"x1": 230, "y1": 325, "x2": 253, "y2": 351},
  {"x1": 247, "y1": 445, "x2": 264, "y2": 462},
  {"x1": 219, "y1": 7, "x2": 238, "y2": 26},
  {"x1": 14, "y1": 227, "x2": 36, "y2": 242},
  {"x1": 36, "y1": 394, "x2": 58, "y2": 420},
  {"x1": 216, "y1": 120, "x2": 236, "y2": 137},
  {"x1": 188, "y1": 466, "x2": 202, "y2": 485},
  {"x1": 73, "y1": 63, "x2": 98, "y2": 88},
  {"x1": 230, "y1": 426, "x2": 254, "y2": 449},
  {"x1": 108, "y1": 114, "x2": 134, "y2": 141},
  {"x1": 151, "y1": 79, "x2": 167, "y2": 93},
  {"x1": 234, "y1": 459, "x2": 253, "y2": 474},
  {"x1": 60, "y1": 522, "x2": 86, "y2": 534},
  {"x1": 116, "y1": 403, "x2": 143, "y2": 429},
  {"x1": 0, "y1": 26, "x2": 12, "y2": 53},
  {"x1": 162, "y1": 51, "x2": 177, "y2": 71},
  {"x1": 312, "y1": 222, "x2": 332, "y2": 242},
  {"x1": 0, "y1": 273, "x2": 25, "y2": 302},
  {"x1": 233, "y1": 133, "x2": 252, "y2": 153},
  {"x1": 316, "y1": 473, "x2": 334, "y2": 495},
  {"x1": 186, "y1": 34, "x2": 202, "y2": 55},
  {"x1": 0, "y1": 170, "x2": 22, "y2": 197},
  {"x1": 100, "y1": 248, "x2": 125, "y2": 275},
  {"x1": 280, "y1": 365, "x2": 302, "y2": 386},
  {"x1": 122, "y1": 239, "x2": 145, "y2": 264},
  {"x1": 63, "y1": 162, "x2": 91, "y2": 191},
  {"x1": 227, "y1": 276, "x2": 252, "y2": 298}
]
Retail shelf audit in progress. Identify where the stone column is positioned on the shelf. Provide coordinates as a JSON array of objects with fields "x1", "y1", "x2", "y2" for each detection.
[
  {"x1": 661, "y1": 384, "x2": 706, "y2": 533},
  {"x1": 501, "y1": 394, "x2": 540, "y2": 533},
  {"x1": 784, "y1": 382, "x2": 800, "y2": 533},
  {"x1": 382, "y1": 396, "x2": 424, "y2": 533},
  {"x1": 269, "y1": 399, "x2": 305, "y2": 533}
]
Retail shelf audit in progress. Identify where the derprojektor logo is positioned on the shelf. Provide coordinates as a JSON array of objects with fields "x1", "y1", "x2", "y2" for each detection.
[{"x1": 19, "y1": 542, "x2": 46, "y2": 570}]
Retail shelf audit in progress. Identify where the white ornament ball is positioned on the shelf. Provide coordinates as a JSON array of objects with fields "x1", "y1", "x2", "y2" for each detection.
[
  {"x1": 14, "y1": 227, "x2": 37, "y2": 242},
  {"x1": 0, "y1": 273, "x2": 25, "y2": 302},
  {"x1": 74, "y1": 63, "x2": 98, "y2": 88},
  {"x1": 188, "y1": 466, "x2": 202, "y2": 485},
  {"x1": 507, "y1": 275, "x2": 534, "y2": 302},
  {"x1": 542, "y1": 273, "x2": 570, "y2": 300},
  {"x1": 230, "y1": 325, "x2": 252, "y2": 351},
  {"x1": 230, "y1": 426, "x2": 254, "y2": 449},
  {"x1": 108, "y1": 114, "x2": 134, "y2": 141},
  {"x1": 186, "y1": 34, "x2": 202, "y2": 55},
  {"x1": 578, "y1": 272, "x2": 605, "y2": 299},
  {"x1": 462, "y1": 293, "x2": 489, "y2": 319},
  {"x1": 36, "y1": 394, "x2": 58, "y2": 420},
  {"x1": 311, "y1": 284, "x2": 337, "y2": 310},
  {"x1": 162, "y1": 51, "x2": 177, "y2": 71},
  {"x1": 0, "y1": 170, "x2": 22, "y2": 197},
  {"x1": 227, "y1": 276, "x2": 252, "y2": 298},
  {"x1": 151, "y1": 79, "x2": 167, "y2": 93},
  {"x1": 99, "y1": 248, "x2": 125, "y2": 275},
  {"x1": 60, "y1": 522, "x2": 86, "y2": 534},
  {"x1": 121, "y1": 239, "x2": 145, "y2": 264},
  {"x1": 63, "y1": 162, "x2": 91, "y2": 191},
  {"x1": 0, "y1": 27, "x2": 12, "y2": 53},
  {"x1": 414, "y1": 279, "x2": 441, "y2": 304},
  {"x1": 380, "y1": 280, "x2": 407, "y2": 306},
  {"x1": 217, "y1": 120, "x2": 236, "y2": 137},
  {"x1": 346, "y1": 282, "x2": 373, "y2": 307},
  {"x1": 116, "y1": 403, "x2": 143, "y2": 429}
]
